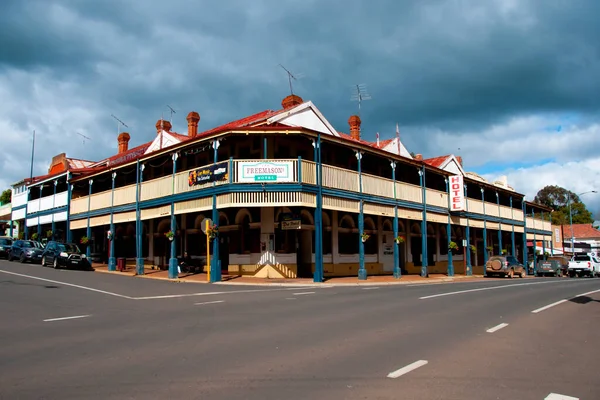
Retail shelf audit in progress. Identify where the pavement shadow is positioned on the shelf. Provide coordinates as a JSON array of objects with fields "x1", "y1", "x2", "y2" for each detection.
[
  {"x1": 569, "y1": 296, "x2": 599, "y2": 305},
  {"x1": 0, "y1": 280, "x2": 59, "y2": 289}
]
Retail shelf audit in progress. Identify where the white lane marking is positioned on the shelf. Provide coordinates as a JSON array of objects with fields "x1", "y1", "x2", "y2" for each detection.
[
  {"x1": 545, "y1": 393, "x2": 579, "y2": 400},
  {"x1": 575, "y1": 288, "x2": 600, "y2": 297},
  {"x1": 293, "y1": 292, "x2": 315, "y2": 296},
  {"x1": 362, "y1": 287, "x2": 380, "y2": 290},
  {"x1": 419, "y1": 280, "x2": 576, "y2": 300},
  {"x1": 486, "y1": 323, "x2": 509, "y2": 333},
  {"x1": 134, "y1": 287, "x2": 312, "y2": 300},
  {"x1": 387, "y1": 360, "x2": 428, "y2": 379},
  {"x1": 194, "y1": 300, "x2": 224, "y2": 306},
  {"x1": 531, "y1": 299, "x2": 568, "y2": 314},
  {"x1": 44, "y1": 315, "x2": 91, "y2": 322},
  {"x1": 0, "y1": 269, "x2": 133, "y2": 299}
]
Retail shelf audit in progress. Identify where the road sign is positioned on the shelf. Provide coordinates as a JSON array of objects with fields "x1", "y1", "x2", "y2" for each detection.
[{"x1": 201, "y1": 218, "x2": 213, "y2": 234}]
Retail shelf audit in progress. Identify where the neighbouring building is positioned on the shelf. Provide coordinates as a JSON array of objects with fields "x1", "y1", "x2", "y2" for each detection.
[
  {"x1": 8, "y1": 94, "x2": 553, "y2": 281},
  {"x1": 562, "y1": 223, "x2": 600, "y2": 256}
]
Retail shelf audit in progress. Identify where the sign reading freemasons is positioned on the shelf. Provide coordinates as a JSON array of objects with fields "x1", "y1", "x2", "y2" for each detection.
[
  {"x1": 237, "y1": 161, "x2": 294, "y2": 183},
  {"x1": 188, "y1": 161, "x2": 229, "y2": 186}
]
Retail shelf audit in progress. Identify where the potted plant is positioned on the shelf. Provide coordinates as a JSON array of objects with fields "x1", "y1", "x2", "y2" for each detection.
[
  {"x1": 486, "y1": 246, "x2": 493, "y2": 254},
  {"x1": 394, "y1": 235, "x2": 405, "y2": 244},
  {"x1": 448, "y1": 241, "x2": 459, "y2": 253},
  {"x1": 361, "y1": 233, "x2": 370, "y2": 243},
  {"x1": 107, "y1": 230, "x2": 113, "y2": 240},
  {"x1": 470, "y1": 244, "x2": 477, "y2": 253},
  {"x1": 501, "y1": 248, "x2": 508, "y2": 255},
  {"x1": 80, "y1": 236, "x2": 89, "y2": 245},
  {"x1": 165, "y1": 230, "x2": 175, "y2": 241},
  {"x1": 207, "y1": 224, "x2": 219, "y2": 240},
  {"x1": 46, "y1": 230, "x2": 53, "y2": 238},
  {"x1": 31, "y1": 232, "x2": 39, "y2": 240}
]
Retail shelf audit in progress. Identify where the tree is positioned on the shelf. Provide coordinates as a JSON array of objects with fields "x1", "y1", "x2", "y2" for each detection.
[
  {"x1": 0, "y1": 189, "x2": 11, "y2": 205},
  {"x1": 533, "y1": 185, "x2": 594, "y2": 225}
]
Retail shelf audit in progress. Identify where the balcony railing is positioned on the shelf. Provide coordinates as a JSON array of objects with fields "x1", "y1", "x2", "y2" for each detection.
[
  {"x1": 26, "y1": 191, "x2": 69, "y2": 214},
  {"x1": 65, "y1": 158, "x2": 539, "y2": 226}
]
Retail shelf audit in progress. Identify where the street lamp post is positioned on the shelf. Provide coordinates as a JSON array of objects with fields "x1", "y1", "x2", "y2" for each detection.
[{"x1": 568, "y1": 190, "x2": 597, "y2": 255}]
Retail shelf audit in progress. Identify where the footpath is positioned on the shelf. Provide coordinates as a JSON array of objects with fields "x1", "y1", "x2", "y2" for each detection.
[{"x1": 92, "y1": 263, "x2": 489, "y2": 286}]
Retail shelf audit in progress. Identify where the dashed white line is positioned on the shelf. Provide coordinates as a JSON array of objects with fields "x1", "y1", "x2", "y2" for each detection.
[
  {"x1": 293, "y1": 292, "x2": 315, "y2": 296},
  {"x1": 545, "y1": 393, "x2": 579, "y2": 400},
  {"x1": 194, "y1": 300, "x2": 225, "y2": 306},
  {"x1": 44, "y1": 315, "x2": 91, "y2": 322},
  {"x1": 362, "y1": 287, "x2": 380, "y2": 290},
  {"x1": 0, "y1": 269, "x2": 133, "y2": 299},
  {"x1": 387, "y1": 360, "x2": 428, "y2": 379},
  {"x1": 486, "y1": 323, "x2": 509, "y2": 333},
  {"x1": 575, "y1": 288, "x2": 600, "y2": 297},
  {"x1": 419, "y1": 280, "x2": 574, "y2": 300},
  {"x1": 531, "y1": 299, "x2": 568, "y2": 314}
]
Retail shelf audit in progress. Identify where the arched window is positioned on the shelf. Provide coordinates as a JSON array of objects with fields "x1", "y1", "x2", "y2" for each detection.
[{"x1": 338, "y1": 214, "x2": 358, "y2": 255}]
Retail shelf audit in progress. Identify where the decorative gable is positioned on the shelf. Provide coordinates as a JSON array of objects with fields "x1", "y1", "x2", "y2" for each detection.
[
  {"x1": 437, "y1": 155, "x2": 466, "y2": 176},
  {"x1": 266, "y1": 101, "x2": 340, "y2": 137},
  {"x1": 144, "y1": 131, "x2": 183, "y2": 155},
  {"x1": 382, "y1": 137, "x2": 413, "y2": 159}
]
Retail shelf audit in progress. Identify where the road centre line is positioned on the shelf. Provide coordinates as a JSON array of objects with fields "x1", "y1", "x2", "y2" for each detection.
[
  {"x1": 362, "y1": 287, "x2": 380, "y2": 290},
  {"x1": 575, "y1": 288, "x2": 600, "y2": 297},
  {"x1": 44, "y1": 315, "x2": 91, "y2": 322},
  {"x1": 0, "y1": 269, "x2": 133, "y2": 299},
  {"x1": 531, "y1": 287, "x2": 600, "y2": 314},
  {"x1": 545, "y1": 393, "x2": 579, "y2": 400},
  {"x1": 387, "y1": 360, "x2": 428, "y2": 379},
  {"x1": 419, "y1": 280, "x2": 580, "y2": 300},
  {"x1": 194, "y1": 300, "x2": 225, "y2": 306},
  {"x1": 486, "y1": 323, "x2": 509, "y2": 333},
  {"x1": 293, "y1": 292, "x2": 315, "y2": 296},
  {"x1": 134, "y1": 287, "x2": 312, "y2": 300}
]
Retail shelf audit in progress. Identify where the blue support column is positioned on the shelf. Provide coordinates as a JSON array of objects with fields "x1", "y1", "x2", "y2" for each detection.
[
  {"x1": 510, "y1": 196, "x2": 515, "y2": 257},
  {"x1": 136, "y1": 161, "x2": 145, "y2": 275},
  {"x1": 444, "y1": 178, "x2": 454, "y2": 276},
  {"x1": 392, "y1": 162, "x2": 401, "y2": 279},
  {"x1": 24, "y1": 188, "x2": 29, "y2": 240},
  {"x1": 66, "y1": 173, "x2": 72, "y2": 243},
  {"x1": 37, "y1": 186, "x2": 42, "y2": 237},
  {"x1": 356, "y1": 151, "x2": 367, "y2": 280},
  {"x1": 549, "y1": 212, "x2": 554, "y2": 255},
  {"x1": 210, "y1": 140, "x2": 221, "y2": 283},
  {"x1": 522, "y1": 201, "x2": 529, "y2": 273},
  {"x1": 108, "y1": 172, "x2": 117, "y2": 271},
  {"x1": 9, "y1": 219, "x2": 13, "y2": 238},
  {"x1": 464, "y1": 184, "x2": 472, "y2": 275},
  {"x1": 541, "y1": 211, "x2": 546, "y2": 259},
  {"x1": 51, "y1": 180, "x2": 57, "y2": 240},
  {"x1": 168, "y1": 153, "x2": 179, "y2": 279},
  {"x1": 481, "y1": 188, "x2": 488, "y2": 269},
  {"x1": 419, "y1": 166, "x2": 428, "y2": 277},
  {"x1": 496, "y1": 192, "x2": 502, "y2": 254},
  {"x1": 85, "y1": 179, "x2": 93, "y2": 258},
  {"x1": 532, "y1": 210, "x2": 537, "y2": 275},
  {"x1": 314, "y1": 135, "x2": 324, "y2": 283}
]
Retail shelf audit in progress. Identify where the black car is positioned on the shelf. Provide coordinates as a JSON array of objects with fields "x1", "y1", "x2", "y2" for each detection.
[
  {"x1": 41, "y1": 241, "x2": 93, "y2": 270},
  {"x1": 8, "y1": 240, "x2": 44, "y2": 263},
  {"x1": 0, "y1": 236, "x2": 13, "y2": 259}
]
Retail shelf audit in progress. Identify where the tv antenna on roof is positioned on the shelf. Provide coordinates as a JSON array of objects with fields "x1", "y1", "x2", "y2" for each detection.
[
  {"x1": 111, "y1": 114, "x2": 128, "y2": 135},
  {"x1": 351, "y1": 84, "x2": 372, "y2": 116},
  {"x1": 278, "y1": 64, "x2": 304, "y2": 96},
  {"x1": 166, "y1": 105, "x2": 176, "y2": 123},
  {"x1": 76, "y1": 132, "x2": 92, "y2": 145}
]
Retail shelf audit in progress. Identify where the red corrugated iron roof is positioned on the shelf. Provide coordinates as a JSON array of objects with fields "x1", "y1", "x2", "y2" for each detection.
[
  {"x1": 562, "y1": 224, "x2": 600, "y2": 239},
  {"x1": 423, "y1": 155, "x2": 451, "y2": 168}
]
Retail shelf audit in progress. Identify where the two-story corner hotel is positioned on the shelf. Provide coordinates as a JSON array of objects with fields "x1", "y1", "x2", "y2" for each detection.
[{"x1": 10, "y1": 94, "x2": 554, "y2": 282}]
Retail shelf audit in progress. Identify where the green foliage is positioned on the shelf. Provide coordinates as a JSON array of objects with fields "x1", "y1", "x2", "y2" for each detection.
[
  {"x1": 0, "y1": 189, "x2": 11, "y2": 205},
  {"x1": 533, "y1": 185, "x2": 594, "y2": 225}
]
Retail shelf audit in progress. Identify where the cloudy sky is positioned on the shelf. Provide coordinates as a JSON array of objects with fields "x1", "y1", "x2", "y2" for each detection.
[{"x1": 1, "y1": 0, "x2": 599, "y2": 217}]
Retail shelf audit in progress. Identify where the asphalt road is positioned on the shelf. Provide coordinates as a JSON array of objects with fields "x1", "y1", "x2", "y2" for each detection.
[{"x1": 0, "y1": 259, "x2": 598, "y2": 400}]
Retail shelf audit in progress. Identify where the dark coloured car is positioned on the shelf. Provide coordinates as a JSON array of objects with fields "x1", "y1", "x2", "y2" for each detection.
[
  {"x1": 0, "y1": 237, "x2": 13, "y2": 259},
  {"x1": 8, "y1": 240, "x2": 44, "y2": 263},
  {"x1": 485, "y1": 255, "x2": 527, "y2": 278},
  {"x1": 536, "y1": 259, "x2": 562, "y2": 277},
  {"x1": 41, "y1": 241, "x2": 93, "y2": 270}
]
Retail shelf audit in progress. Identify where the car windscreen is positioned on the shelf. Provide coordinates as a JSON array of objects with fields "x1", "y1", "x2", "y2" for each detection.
[
  {"x1": 0, "y1": 238, "x2": 12, "y2": 245},
  {"x1": 506, "y1": 256, "x2": 519, "y2": 264},
  {"x1": 58, "y1": 244, "x2": 81, "y2": 253},
  {"x1": 21, "y1": 241, "x2": 34, "y2": 248},
  {"x1": 574, "y1": 255, "x2": 591, "y2": 261}
]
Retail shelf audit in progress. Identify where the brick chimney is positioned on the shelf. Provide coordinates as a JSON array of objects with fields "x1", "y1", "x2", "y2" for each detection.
[
  {"x1": 186, "y1": 111, "x2": 200, "y2": 137},
  {"x1": 281, "y1": 94, "x2": 303, "y2": 109},
  {"x1": 456, "y1": 156, "x2": 463, "y2": 166},
  {"x1": 414, "y1": 153, "x2": 423, "y2": 161},
  {"x1": 155, "y1": 119, "x2": 172, "y2": 134},
  {"x1": 117, "y1": 132, "x2": 130, "y2": 154},
  {"x1": 348, "y1": 115, "x2": 361, "y2": 140}
]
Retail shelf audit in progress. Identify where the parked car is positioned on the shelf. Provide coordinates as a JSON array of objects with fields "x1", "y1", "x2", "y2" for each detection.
[
  {"x1": 8, "y1": 240, "x2": 44, "y2": 263},
  {"x1": 41, "y1": 241, "x2": 93, "y2": 270},
  {"x1": 0, "y1": 236, "x2": 13, "y2": 259},
  {"x1": 567, "y1": 253, "x2": 600, "y2": 278},
  {"x1": 536, "y1": 259, "x2": 562, "y2": 277},
  {"x1": 485, "y1": 255, "x2": 527, "y2": 278}
]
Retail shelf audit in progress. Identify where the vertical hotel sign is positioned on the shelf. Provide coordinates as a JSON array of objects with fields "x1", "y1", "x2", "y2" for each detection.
[{"x1": 449, "y1": 175, "x2": 465, "y2": 211}]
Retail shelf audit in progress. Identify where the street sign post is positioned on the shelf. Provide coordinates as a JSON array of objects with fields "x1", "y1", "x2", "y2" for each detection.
[{"x1": 202, "y1": 218, "x2": 213, "y2": 282}]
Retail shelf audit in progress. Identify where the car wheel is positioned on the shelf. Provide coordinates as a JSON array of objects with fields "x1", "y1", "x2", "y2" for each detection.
[
  {"x1": 507, "y1": 269, "x2": 514, "y2": 279},
  {"x1": 19, "y1": 254, "x2": 26, "y2": 263},
  {"x1": 520, "y1": 270, "x2": 526, "y2": 278},
  {"x1": 41, "y1": 256, "x2": 46, "y2": 266},
  {"x1": 7, "y1": 254, "x2": 13, "y2": 262},
  {"x1": 53, "y1": 258, "x2": 59, "y2": 269}
]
